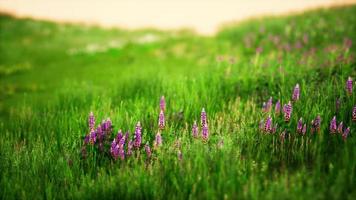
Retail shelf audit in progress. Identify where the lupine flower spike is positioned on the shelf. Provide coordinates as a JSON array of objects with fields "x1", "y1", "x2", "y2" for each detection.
[
  {"x1": 89, "y1": 130, "x2": 97, "y2": 144},
  {"x1": 145, "y1": 144, "x2": 152, "y2": 158},
  {"x1": 110, "y1": 139, "x2": 119, "y2": 160},
  {"x1": 292, "y1": 84, "x2": 300, "y2": 101},
  {"x1": 192, "y1": 121, "x2": 199, "y2": 138},
  {"x1": 346, "y1": 77, "x2": 353, "y2": 95},
  {"x1": 154, "y1": 131, "x2": 162, "y2": 148},
  {"x1": 330, "y1": 116, "x2": 337, "y2": 134},
  {"x1": 314, "y1": 115, "x2": 321, "y2": 132},
  {"x1": 337, "y1": 122, "x2": 343, "y2": 134},
  {"x1": 202, "y1": 123, "x2": 209, "y2": 141},
  {"x1": 116, "y1": 130, "x2": 123, "y2": 141},
  {"x1": 352, "y1": 106, "x2": 356, "y2": 122},
  {"x1": 275, "y1": 100, "x2": 281, "y2": 115},
  {"x1": 127, "y1": 140, "x2": 133, "y2": 156},
  {"x1": 264, "y1": 115, "x2": 272, "y2": 133},
  {"x1": 283, "y1": 101, "x2": 292, "y2": 122},
  {"x1": 297, "y1": 118, "x2": 303, "y2": 133},
  {"x1": 88, "y1": 112, "x2": 95, "y2": 131},
  {"x1": 342, "y1": 127, "x2": 350, "y2": 141},
  {"x1": 134, "y1": 122, "x2": 142, "y2": 148},
  {"x1": 160, "y1": 96, "x2": 166, "y2": 111},
  {"x1": 158, "y1": 110, "x2": 165, "y2": 129},
  {"x1": 201, "y1": 108, "x2": 207, "y2": 127}
]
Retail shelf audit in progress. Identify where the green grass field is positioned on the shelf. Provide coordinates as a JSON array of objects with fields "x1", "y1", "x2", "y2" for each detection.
[{"x1": 1, "y1": 5, "x2": 356, "y2": 200}]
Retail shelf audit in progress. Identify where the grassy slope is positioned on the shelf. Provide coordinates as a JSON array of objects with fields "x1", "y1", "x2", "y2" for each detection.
[{"x1": 0, "y1": 5, "x2": 356, "y2": 200}]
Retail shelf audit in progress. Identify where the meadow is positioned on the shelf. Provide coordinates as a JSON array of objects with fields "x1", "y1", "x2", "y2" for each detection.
[{"x1": 0, "y1": 5, "x2": 356, "y2": 200}]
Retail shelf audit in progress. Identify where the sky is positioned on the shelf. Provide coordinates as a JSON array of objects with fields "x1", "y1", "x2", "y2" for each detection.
[{"x1": 0, "y1": 0, "x2": 355, "y2": 34}]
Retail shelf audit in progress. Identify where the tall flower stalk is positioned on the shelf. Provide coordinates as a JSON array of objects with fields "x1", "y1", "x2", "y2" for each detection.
[
  {"x1": 297, "y1": 118, "x2": 303, "y2": 134},
  {"x1": 283, "y1": 101, "x2": 292, "y2": 122},
  {"x1": 88, "y1": 112, "x2": 95, "y2": 131},
  {"x1": 292, "y1": 84, "x2": 300, "y2": 101},
  {"x1": 330, "y1": 116, "x2": 337, "y2": 134},
  {"x1": 154, "y1": 131, "x2": 162, "y2": 148},
  {"x1": 352, "y1": 106, "x2": 356, "y2": 122},
  {"x1": 346, "y1": 77, "x2": 353, "y2": 95},
  {"x1": 134, "y1": 122, "x2": 142, "y2": 148},
  {"x1": 202, "y1": 123, "x2": 209, "y2": 141},
  {"x1": 201, "y1": 108, "x2": 207, "y2": 127},
  {"x1": 158, "y1": 110, "x2": 165, "y2": 130},
  {"x1": 192, "y1": 121, "x2": 199, "y2": 138},
  {"x1": 264, "y1": 115, "x2": 272, "y2": 133}
]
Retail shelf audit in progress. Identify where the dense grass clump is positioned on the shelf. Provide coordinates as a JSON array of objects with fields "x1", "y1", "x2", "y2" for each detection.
[{"x1": 0, "y1": 5, "x2": 356, "y2": 200}]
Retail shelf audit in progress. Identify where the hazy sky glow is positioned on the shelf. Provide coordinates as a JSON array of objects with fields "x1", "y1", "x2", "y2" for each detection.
[{"x1": 0, "y1": 0, "x2": 355, "y2": 34}]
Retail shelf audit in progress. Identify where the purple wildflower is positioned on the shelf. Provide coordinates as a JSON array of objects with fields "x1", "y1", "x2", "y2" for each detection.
[
  {"x1": 116, "y1": 129, "x2": 123, "y2": 142},
  {"x1": 283, "y1": 101, "x2": 292, "y2": 122},
  {"x1": 160, "y1": 96, "x2": 166, "y2": 111},
  {"x1": 124, "y1": 131, "x2": 130, "y2": 141},
  {"x1": 118, "y1": 146, "x2": 125, "y2": 160},
  {"x1": 264, "y1": 115, "x2": 272, "y2": 133},
  {"x1": 297, "y1": 118, "x2": 303, "y2": 133},
  {"x1": 118, "y1": 134, "x2": 126, "y2": 147},
  {"x1": 330, "y1": 116, "x2": 337, "y2": 134},
  {"x1": 134, "y1": 122, "x2": 142, "y2": 148},
  {"x1": 84, "y1": 134, "x2": 90, "y2": 145},
  {"x1": 337, "y1": 122, "x2": 343, "y2": 134},
  {"x1": 302, "y1": 124, "x2": 307, "y2": 135},
  {"x1": 292, "y1": 84, "x2": 300, "y2": 101},
  {"x1": 96, "y1": 125, "x2": 104, "y2": 141},
  {"x1": 127, "y1": 140, "x2": 133, "y2": 156},
  {"x1": 89, "y1": 130, "x2": 97, "y2": 144},
  {"x1": 353, "y1": 106, "x2": 356, "y2": 122},
  {"x1": 192, "y1": 121, "x2": 199, "y2": 138},
  {"x1": 346, "y1": 77, "x2": 353, "y2": 95},
  {"x1": 154, "y1": 131, "x2": 162, "y2": 148},
  {"x1": 202, "y1": 123, "x2": 209, "y2": 141},
  {"x1": 110, "y1": 139, "x2": 119, "y2": 160},
  {"x1": 88, "y1": 112, "x2": 95, "y2": 131},
  {"x1": 314, "y1": 115, "x2": 321, "y2": 132},
  {"x1": 310, "y1": 120, "x2": 315, "y2": 134},
  {"x1": 145, "y1": 144, "x2": 151, "y2": 158},
  {"x1": 106, "y1": 118, "x2": 112, "y2": 133},
  {"x1": 158, "y1": 110, "x2": 165, "y2": 130},
  {"x1": 275, "y1": 100, "x2": 281, "y2": 115},
  {"x1": 201, "y1": 108, "x2": 207, "y2": 127},
  {"x1": 342, "y1": 127, "x2": 350, "y2": 141}
]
